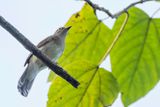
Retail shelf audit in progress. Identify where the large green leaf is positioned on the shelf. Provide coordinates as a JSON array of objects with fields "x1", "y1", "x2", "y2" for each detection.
[
  {"x1": 47, "y1": 3, "x2": 120, "y2": 107},
  {"x1": 48, "y1": 3, "x2": 113, "y2": 81},
  {"x1": 111, "y1": 7, "x2": 160, "y2": 106},
  {"x1": 59, "y1": 4, "x2": 113, "y2": 66},
  {"x1": 47, "y1": 60, "x2": 119, "y2": 107}
]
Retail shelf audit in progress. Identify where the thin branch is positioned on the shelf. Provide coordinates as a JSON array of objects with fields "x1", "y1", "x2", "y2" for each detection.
[
  {"x1": 84, "y1": 0, "x2": 154, "y2": 18},
  {"x1": 84, "y1": 0, "x2": 114, "y2": 18},
  {"x1": 0, "y1": 16, "x2": 80, "y2": 88},
  {"x1": 114, "y1": 0, "x2": 153, "y2": 17}
]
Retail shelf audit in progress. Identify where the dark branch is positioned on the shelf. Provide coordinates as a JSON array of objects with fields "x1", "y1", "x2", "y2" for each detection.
[
  {"x1": 84, "y1": 0, "x2": 154, "y2": 18},
  {"x1": 114, "y1": 0, "x2": 153, "y2": 17},
  {"x1": 84, "y1": 0, "x2": 114, "y2": 18},
  {"x1": 0, "y1": 16, "x2": 80, "y2": 88}
]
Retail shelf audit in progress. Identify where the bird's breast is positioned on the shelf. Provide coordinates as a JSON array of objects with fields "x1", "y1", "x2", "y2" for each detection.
[
  {"x1": 43, "y1": 41, "x2": 64, "y2": 61},
  {"x1": 30, "y1": 41, "x2": 64, "y2": 70}
]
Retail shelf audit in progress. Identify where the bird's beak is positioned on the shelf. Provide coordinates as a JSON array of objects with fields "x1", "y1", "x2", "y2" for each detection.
[{"x1": 66, "y1": 26, "x2": 72, "y2": 30}]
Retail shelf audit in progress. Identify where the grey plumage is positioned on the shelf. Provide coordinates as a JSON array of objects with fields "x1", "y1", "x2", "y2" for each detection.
[{"x1": 17, "y1": 26, "x2": 71, "y2": 97}]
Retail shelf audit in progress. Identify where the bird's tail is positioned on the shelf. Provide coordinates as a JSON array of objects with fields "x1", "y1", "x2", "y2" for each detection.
[{"x1": 17, "y1": 65, "x2": 37, "y2": 97}]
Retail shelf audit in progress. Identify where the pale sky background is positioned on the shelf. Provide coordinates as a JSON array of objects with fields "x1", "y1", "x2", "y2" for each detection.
[{"x1": 0, "y1": 0, "x2": 160, "y2": 107}]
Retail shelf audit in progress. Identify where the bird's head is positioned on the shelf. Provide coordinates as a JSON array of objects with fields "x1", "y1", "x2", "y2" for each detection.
[{"x1": 55, "y1": 26, "x2": 71, "y2": 37}]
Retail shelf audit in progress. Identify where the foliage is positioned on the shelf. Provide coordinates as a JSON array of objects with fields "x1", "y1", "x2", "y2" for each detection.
[
  {"x1": 47, "y1": 4, "x2": 119, "y2": 107},
  {"x1": 47, "y1": 2, "x2": 160, "y2": 107},
  {"x1": 111, "y1": 7, "x2": 160, "y2": 107}
]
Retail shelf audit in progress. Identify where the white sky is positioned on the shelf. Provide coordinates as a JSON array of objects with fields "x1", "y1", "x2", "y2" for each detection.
[{"x1": 0, "y1": 0, "x2": 160, "y2": 107}]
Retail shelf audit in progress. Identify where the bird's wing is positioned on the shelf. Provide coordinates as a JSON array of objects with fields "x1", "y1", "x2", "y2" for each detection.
[
  {"x1": 24, "y1": 53, "x2": 33, "y2": 66},
  {"x1": 24, "y1": 36, "x2": 55, "y2": 66},
  {"x1": 37, "y1": 36, "x2": 53, "y2": 48}
]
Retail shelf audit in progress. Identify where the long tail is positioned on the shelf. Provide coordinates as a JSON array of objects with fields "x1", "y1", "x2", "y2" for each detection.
[{"x1": 17, "y1": 65, "x2": 37, "y2": 97}]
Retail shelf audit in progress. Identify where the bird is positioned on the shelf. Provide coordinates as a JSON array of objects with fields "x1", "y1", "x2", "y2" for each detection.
[{"x1": 17, "y1": 26, "x2": 71, "y2": 97}]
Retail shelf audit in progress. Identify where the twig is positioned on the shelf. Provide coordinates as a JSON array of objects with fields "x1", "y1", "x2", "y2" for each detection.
[
  {"x1": 0, "y1": 16, "x2": 80, "y2": 88},
  {"x1": 84, "y1": 0, "x2": 154, "y2": 18},
  {"x1": 84, "y1": 0, "x2": 114, "y2": 18},
  {"x1": 114, "y1": 0, "x2": 153, "y2": 17}
]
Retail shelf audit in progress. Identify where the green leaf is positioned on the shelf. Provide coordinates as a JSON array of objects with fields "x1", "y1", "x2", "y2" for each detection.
[
  {"x1": 111, "y1": 7, "x2": 160, "y2": 106},
  {"x1": 58, "y1": 3, "x2": 113, "y2": 66},
  {"x1": 48, "y1": 3, "x2": 113, "y2": 81},
  {"x1": 47, "y1": 3, "x2": 120, "y2": 107},
  {"x1": 47, "y1": 60, "x2": 119, "y2": 107}
]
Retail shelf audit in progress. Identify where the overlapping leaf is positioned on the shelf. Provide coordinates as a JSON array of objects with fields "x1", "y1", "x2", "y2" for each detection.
[
  {"x1": 47, "y1": 3, "x2": 120, "y2": 107},
  {"x1": 48, "y1": 60, "x2": 119, "y2": 107},
  {"x1": 111, "y1": 7, "x2": 160, "y2": 107}
]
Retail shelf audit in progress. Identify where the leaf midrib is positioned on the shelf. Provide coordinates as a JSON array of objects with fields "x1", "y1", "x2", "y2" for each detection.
[
  {"x1": 59, "y1": 21, "x2": 101, "y2": 64},
  {"x1": 75, "y1": 68, "x2": 98, "y2": 107},
  {"x1": 125, "y1": 18, "x2": 152, "y2": 100}
]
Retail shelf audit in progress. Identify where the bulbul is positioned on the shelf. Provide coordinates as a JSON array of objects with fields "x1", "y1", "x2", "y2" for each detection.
[{"x1": 18, "y1": 26, "x2": 71, "y2": 97}]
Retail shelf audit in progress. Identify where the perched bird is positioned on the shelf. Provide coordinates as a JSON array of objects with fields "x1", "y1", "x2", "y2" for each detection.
[{"x1": 17, "y1": 26, "x2": 71, "y2": 97}]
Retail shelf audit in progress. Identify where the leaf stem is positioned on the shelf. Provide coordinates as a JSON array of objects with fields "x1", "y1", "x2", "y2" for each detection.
[
  {"x1": 99, "y1": 12, "x2": 129, "y2": 65},
  {"x1": 151, "y1": 7, "x2": 160, "y2": 18}
]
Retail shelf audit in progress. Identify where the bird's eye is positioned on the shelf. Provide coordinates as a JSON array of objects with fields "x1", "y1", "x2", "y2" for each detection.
[
  {"x1": 56, "y1": 27, "x2": 65, "y2": 32},
  {"x1": 60, "y1": 27, "x2": 65, "y2": 30}
]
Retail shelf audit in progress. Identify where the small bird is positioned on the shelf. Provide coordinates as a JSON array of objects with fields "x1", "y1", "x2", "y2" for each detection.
[{"x1": 17, "y1": 26, "x2": 71, "y2": 97}]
